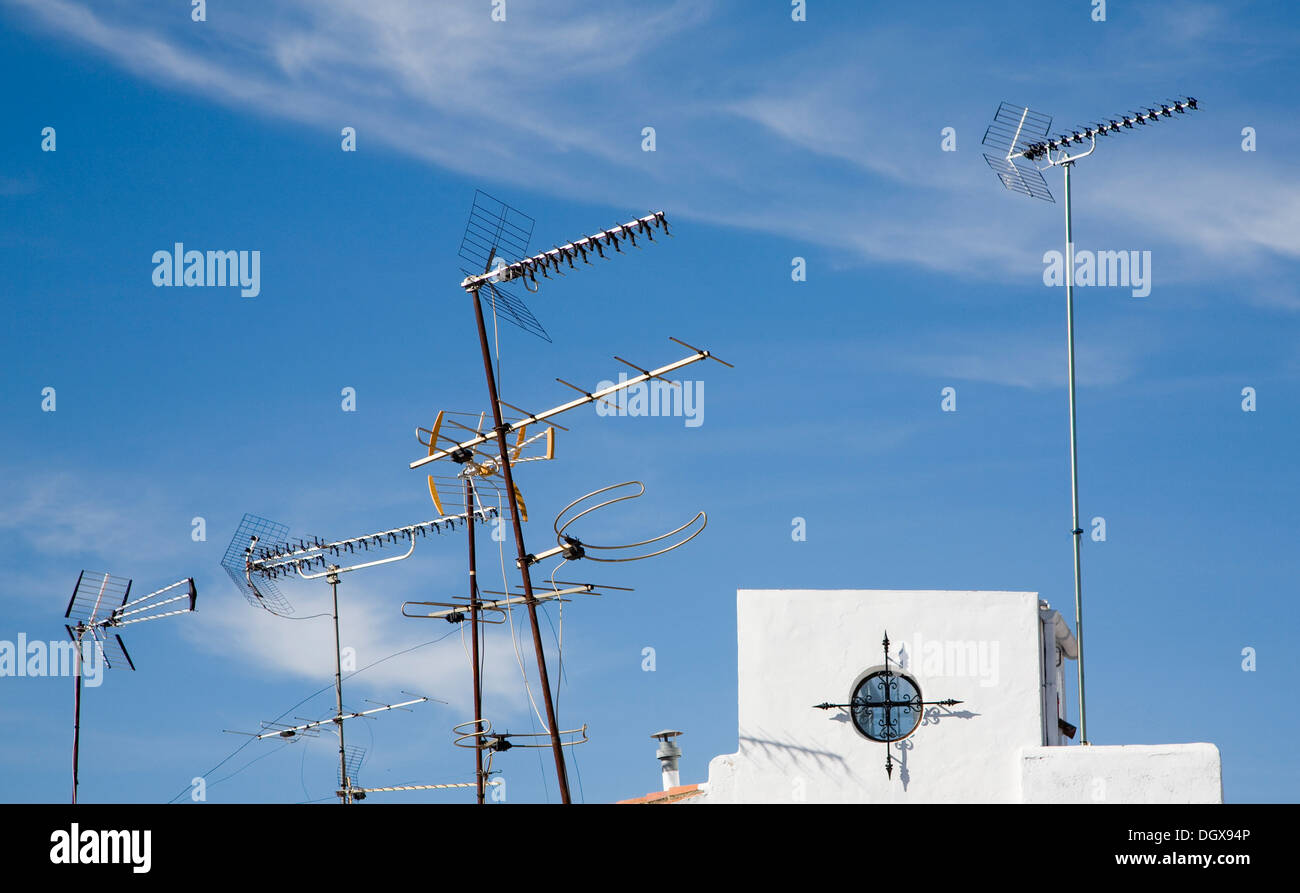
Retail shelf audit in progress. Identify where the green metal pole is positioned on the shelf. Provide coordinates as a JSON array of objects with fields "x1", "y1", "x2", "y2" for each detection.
[{"x1": 1063, "y1": 160, "x2": 1089, "y2": 745}]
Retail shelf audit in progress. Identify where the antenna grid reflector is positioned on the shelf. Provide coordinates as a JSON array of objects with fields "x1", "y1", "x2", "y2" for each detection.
[
  {"x1": 982, "y1": 102, "x2": 1053, "y2": 156},
  {"x1": 222, "y1": 513, "x2": 293, "y2": 616},
  {"x1": 459, "y1": 190, "x2": 534, "y2": 273},
  {"x1": 983, "y1": 153, "x2": 1055, "y2": 202},
  {"x1": 468, "y1": 273, "x2": 551, "y2": 342},
  {"x1": 65, "y1": 571, "x2": 132, "y2": 623}
]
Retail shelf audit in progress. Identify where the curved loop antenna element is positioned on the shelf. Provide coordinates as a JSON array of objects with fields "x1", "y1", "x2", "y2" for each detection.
[{"x1": 527, "y1": 481, "x2": 707, "y2": 566}]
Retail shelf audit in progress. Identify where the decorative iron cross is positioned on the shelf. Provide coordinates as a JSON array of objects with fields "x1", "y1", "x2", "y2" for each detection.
[{"x1": 815, "y1": 632, "x2": 962, "y2": 779}]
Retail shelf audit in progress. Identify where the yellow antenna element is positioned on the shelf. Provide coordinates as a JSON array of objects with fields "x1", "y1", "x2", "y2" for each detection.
[
  {"x1": 429, "y1": 411, "x2": 445, "y2": 456},
  {"x1": 416, "y1": 410, "x2": 446, "y2": 451},
  {"x1": 428, "y1": 476, "x2": 447, "y2": 516}
]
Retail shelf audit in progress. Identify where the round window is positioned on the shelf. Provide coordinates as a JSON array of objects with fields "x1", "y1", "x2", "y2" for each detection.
[{"x1": 850, "y1": 668, "x2": 924, "y2": 743}]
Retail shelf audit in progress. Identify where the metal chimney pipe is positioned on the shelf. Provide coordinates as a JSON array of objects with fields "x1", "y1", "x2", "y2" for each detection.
[{"x1": 652, "y1": 730, "x2": 683, "y2": 791}]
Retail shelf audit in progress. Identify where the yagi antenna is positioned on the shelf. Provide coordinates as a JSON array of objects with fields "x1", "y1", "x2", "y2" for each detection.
[
  {"x1": 225, "y1": 509, "x2": 497, "y2": 594},
  {"x1": 62, "y1": 570, "x2": 197, "y2": 803},
  {"x1": 982, "y1": 98, "x2": 1197, "y2": 203},
  {"x1": 461, "y1": 211, "x2": 670, "y2": 294},
  {"x1": 410, "y1": 338, "x2": 731, "y2": 470},
  {"x1": 982, "y1": 95, "x2": 1200, "y2": 746},
  {"x1": 225, "y1": 507, "x2": 494, "y2": 803},
  {"x1": 228, "y1": 694, "x2": 481, "y2": 802}
]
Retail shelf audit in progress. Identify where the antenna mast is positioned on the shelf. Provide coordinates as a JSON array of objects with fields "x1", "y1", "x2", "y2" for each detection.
[
  {"x1": 983, "y1": 96, "x2": 1199, "y2": 745},
  {"x1": 466, "y1": 475, "x2": 484, "y2": 803},
  {"x1": 438, "y1": 191, "x2": 728, "y2": 802}
]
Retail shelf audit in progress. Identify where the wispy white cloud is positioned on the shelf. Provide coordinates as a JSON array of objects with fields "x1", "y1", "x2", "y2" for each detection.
[
  {"x1": 0, "y1": 471, "x2": 175, "y2": 565},
  {"x1": 192, "y1": 576, "x2": 533, "y2": 716},
  {"x1": 6, "y1": 0, "x2": 1298, "y2": 292}
]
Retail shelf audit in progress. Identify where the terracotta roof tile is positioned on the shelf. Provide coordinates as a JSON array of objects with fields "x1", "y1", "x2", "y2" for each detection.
[{"x1": 616, "y1": 784, "x2": 704, "y2": 804}]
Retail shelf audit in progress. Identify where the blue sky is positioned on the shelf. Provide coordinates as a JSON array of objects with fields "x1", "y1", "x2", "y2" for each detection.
[{"x1": 1, "y1": 0, "x2": 1297, "y2": 804}]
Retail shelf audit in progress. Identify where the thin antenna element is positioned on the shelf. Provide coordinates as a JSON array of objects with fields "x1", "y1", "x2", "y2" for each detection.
[
  {"x1": 982, "y1": 95, "x2": 1200, "y2": 745},
  {"x1": 62, "y1": 571, "x2": 197, "y2": 803}
]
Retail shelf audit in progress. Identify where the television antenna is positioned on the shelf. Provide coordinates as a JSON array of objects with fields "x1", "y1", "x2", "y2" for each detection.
[
  {"x1": 431, "y1": 190, "x2": 730, "y2": 802},
  {"x1": 224, "y1": 506, "x2": 495, "y2": 803},
  {"x1": 62, "y1": 570, "x2": 197, "y2": 803},
  {"x1": 982, "y1": 96, "x2": 1199, "y2": 745}
]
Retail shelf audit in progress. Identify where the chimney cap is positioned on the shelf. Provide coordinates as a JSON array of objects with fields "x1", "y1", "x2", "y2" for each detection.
[{"x1": 651, "y1": 729, "x2": 683, "y2": 741}]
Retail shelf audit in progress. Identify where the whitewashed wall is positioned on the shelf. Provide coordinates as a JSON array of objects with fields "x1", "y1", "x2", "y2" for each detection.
[
  {"x1": 696, "y1": 590, "x2": 1221, "y2": 804},
  {"x1": 1021, "y1": 744, "x2": 1222, "y2": 803}
]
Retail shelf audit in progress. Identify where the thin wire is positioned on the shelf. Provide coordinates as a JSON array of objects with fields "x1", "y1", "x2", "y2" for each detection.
[
  {"x1": 495, "y1": 486, "x2": 552, "y2": 803},
  {"x1": 167, "y1": 738, "x2": 258, "y2": 803},
  {"x1": 543, "y1": 559, "x2": 585, "y2": 803},
  {"x1": 299, "y1": 735, "x2": 311, "y2": 801},
  {"x1": 209, "y1": 739, "x2": 291, "y2": 788},
  {"x1": 275, "y1": 611, "x2": 333, "y2": 621},
  {"x1": 548, "y1": 559, "x2": 570, "y2": 722},
  {"x1": 571, "y1": 736, "x2": 585, "y2": 803},
  {"x1": 497, "y1": 491, "x2": 548, "y2": 729}
]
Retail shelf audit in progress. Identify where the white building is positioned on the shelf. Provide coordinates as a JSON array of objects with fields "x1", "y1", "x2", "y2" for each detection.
[{"x1": 621, "y1": 590, "x2": 1221, "y2": 804}]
